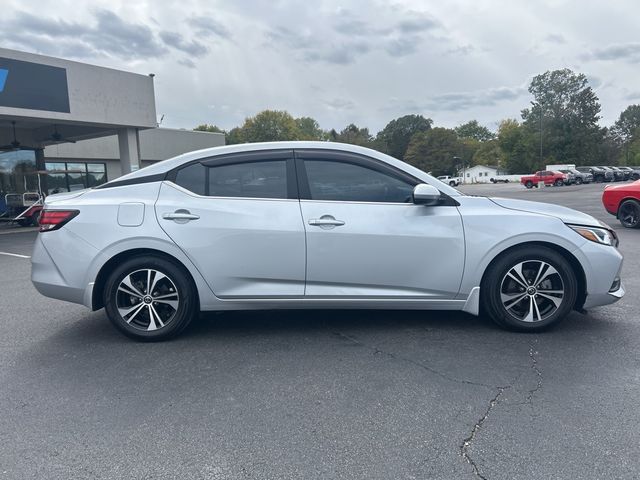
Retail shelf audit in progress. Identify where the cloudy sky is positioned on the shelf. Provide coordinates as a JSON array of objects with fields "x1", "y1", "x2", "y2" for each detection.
[{"x1": 2, "y1": 0, "x2": 639, "y2": 134}]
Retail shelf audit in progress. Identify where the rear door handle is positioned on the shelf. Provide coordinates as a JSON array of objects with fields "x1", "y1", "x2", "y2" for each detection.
[
  {"x1": 308, "y1": 215, "x2": 345, "y2": 228},
  {"x1": 162, "y1": 209, "x2": 200, "y2": 223}
]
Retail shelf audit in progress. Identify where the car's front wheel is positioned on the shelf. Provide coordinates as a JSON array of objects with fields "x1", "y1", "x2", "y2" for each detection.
[
  {"x1": 525, "y1": 181, "x2": 533, "y2": 189},
  {"x1": 575, "y1": 177, "x2": 583, "y2": 185},
  {"x1": 618, "y1": 199, "x2": 640, "y2": 228},
  {"x1": 481, "y1": 246, "x2": 577, "y2": 331},
  {"x1": 104, "y1": 256, "x2": 198, "y2": 341}
]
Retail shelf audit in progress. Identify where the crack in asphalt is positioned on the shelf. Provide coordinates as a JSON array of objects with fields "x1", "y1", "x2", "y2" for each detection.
[
  {"x1": 332, "y1": 331, "x2": 495, "y2": 389},
  {"x1": 526, "y1": 343, "x2": 543, "y2": 406},
  {"x1": 460, "y1": 386, "x2": 508, "y2": 480},
  {"x1": 332, "y1": 331, "x2": 545, "y2": 480},
  {"x1": 460, "y1": 341, "x2": 544, "y2": 479}
]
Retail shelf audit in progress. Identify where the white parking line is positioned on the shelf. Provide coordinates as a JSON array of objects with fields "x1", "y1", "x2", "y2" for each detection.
[{"x1": 0, "y1": 251, "x2": 31, "y2": 259}]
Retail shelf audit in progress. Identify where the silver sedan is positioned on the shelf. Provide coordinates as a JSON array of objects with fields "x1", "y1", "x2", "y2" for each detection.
[{"x1": 32, "y1": 142, "x2": 624, "y2": 340}]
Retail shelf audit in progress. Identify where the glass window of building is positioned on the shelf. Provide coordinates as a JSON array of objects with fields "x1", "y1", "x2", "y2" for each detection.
[
  {"x1": 0, "y1": 149, "x2": 38, "y2": 215},
  {"x1": 44, "y1": 162, "x2": 107, "y2": 194}
]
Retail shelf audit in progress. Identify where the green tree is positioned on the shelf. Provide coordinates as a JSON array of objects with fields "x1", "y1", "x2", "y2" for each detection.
[
  {"x1": 194, "y1": 124, "x2": 225, "y2": 134},
  {"x1": 521, "y1": 69, "x2": 603, "y2": 165},
  {"x1": 295, "y1": 116, "x2": 326, "y2": 140},
  {"x1": 240, "y1": 110, "x2": 301, "y2": 143},
  {"x1": 331, "y1": 124, "x2": 375, "y2": 147},
  {"x1": 404, "y1": 127, "x2": 460, "y2": 176},
  {"x1": 497, "y1": 119, "x2": 537, "y2": 173},
  {"x1": 472, "y1": 139, "x2": 505, "y2": 167},
  {"x1": 376, "y1": 114, "x2": 433, "y2": 159},
  {"x1": 455, "y1": 120, "x2": 495, "y2": 142},
  {"x1": 225, "y1": 126, "x2": 245, "y2": 145},
  {"x1": 612, "y1": 105, "x2": 640, "y2": 164}
]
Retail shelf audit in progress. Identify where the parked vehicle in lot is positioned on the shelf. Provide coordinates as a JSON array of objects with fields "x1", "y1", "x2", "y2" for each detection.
[
  {"x1": 436, "y1": 175, "x2": 462, "y2": 186},
  {"x1": 31, "y1": 142, "x2": 624, "y2": 340},
  {"x1": 576, "y1": 166, "x2": 612, "y2": 183},
  {"x1": 602, "y1": 180, "x2": 640, "y2": 228},
  {"x1": 600, "y1": 166, "x2": 624, "y2": 182},
  {"x1": 520, "y1": 170, "x2": 568, "y2": 188},
  {"x1": 609, "y1": 166, "x2": 630, "y2": 181},
  {"x1": 617, "y1": 166, "x2": 640, "y2": 181},
  {"x1": 559, "y1": 169, "x2": 592, "y2": 185},
  {"x1": 490, "y1": 177, "x2": 510, "y2": 183},
  {"x1": 558, "y1": 170, "x2": 576, "y2": 185}
]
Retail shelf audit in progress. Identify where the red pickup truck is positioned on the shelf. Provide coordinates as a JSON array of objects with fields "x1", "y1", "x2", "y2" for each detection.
[{"x1": 520, "y1": 170, "x2": 568, "y2": 188}]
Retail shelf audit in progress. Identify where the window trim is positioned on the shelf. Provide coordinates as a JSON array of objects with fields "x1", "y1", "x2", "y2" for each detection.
[
  {"x1": 167, "y1": 149, "x2": 297, "y2": 200},
  {"x1": 294, "y1": 149, "x2": 421, "y2": 203}
]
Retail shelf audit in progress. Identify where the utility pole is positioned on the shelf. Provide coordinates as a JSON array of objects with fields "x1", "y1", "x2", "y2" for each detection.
[{"x1": 539, "y1": 102, "x2": 543, "y2": 167}]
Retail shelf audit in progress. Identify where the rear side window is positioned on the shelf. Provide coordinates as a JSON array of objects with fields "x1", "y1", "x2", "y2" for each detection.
[
  {"x1": 208, "y1": 160, "x2": 287, "y2": 199},
  {"x1": 175, "y1": 163, "x2": 206, "y2": 195},
  {"x1": 175, "y1": 160, "x2": 288, "y2": 199}
]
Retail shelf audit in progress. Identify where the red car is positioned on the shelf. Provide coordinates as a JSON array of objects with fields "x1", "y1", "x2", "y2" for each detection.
[
  {"x1": 602, "y1": 180, "x2": 640, "y2": 228},
  {"x1": 520, "y1": 170, "x2": 568, "y2": 188}
]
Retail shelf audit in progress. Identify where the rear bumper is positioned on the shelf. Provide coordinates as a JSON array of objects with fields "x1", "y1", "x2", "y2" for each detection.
[{"x1": 30, "y1": 232, "x2": 98, "y2": 307}]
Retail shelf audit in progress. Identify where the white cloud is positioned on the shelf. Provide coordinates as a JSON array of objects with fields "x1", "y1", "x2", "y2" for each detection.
[{"x1": 1, "y1": 0, "x2": 639, "y2": 131}]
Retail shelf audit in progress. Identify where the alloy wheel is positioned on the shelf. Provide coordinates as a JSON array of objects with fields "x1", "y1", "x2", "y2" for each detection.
[
  {"x1": 116, "y1": 269, "x2": 180, "y2": 331},
  {"x1": 619, "y1": 201, "x2": 640, "y2": 228},
  {"x1": 500, "y1": 260, "x2": 565, "y2": 323}
]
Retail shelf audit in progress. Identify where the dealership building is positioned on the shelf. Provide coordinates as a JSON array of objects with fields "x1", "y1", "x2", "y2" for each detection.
[{"x1": 0, "y1": 48, "x2": 224, "y2": 213}]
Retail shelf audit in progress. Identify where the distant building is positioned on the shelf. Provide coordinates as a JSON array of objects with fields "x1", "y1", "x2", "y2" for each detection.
[{"x1": 458, "y1": 165, "x2": 500, "y2": 183}]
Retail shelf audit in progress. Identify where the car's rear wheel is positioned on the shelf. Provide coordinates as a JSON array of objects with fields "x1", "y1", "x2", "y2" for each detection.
[
  {"x1": 575, "y1": 177, "x2": 583, "y2": 185},
  {"x1": 104, "y1": 256, "x2": 197, "y2": 341},
  {"x1": 481, "y1": 246, "x2": 577, "y2": 331},
  {"x1": 554, "y1": 179, "x2": 563, "y2": 186},
  {"x1": 618, "y1": 199, "x2": 640, "y2": 228}
]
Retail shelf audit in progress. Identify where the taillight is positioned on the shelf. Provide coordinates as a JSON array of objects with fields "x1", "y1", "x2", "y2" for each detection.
[{"x1": 39, "y1": 210, "x2": 79, "y2": 232}]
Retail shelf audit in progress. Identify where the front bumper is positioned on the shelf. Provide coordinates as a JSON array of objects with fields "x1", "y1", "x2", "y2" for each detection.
[{"x1": 574, "y1": 239, "x2": 625, "y2": 309}]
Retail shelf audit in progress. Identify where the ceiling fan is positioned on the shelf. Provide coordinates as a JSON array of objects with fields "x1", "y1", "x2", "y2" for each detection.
[
  {"x1": 0, "y1": 121, "x2": 39, "y2": 152},
  {"x1": 0, "y1": 121, "x2": 20, "y2": 150},
  {"x1": 49, "y1": 124, "x2": 76, "y2": 144}
]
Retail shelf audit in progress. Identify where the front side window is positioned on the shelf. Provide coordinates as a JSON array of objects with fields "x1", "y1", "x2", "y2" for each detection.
[{"x1": 303, "y1": 159, "x2": 414, "y2": 203}]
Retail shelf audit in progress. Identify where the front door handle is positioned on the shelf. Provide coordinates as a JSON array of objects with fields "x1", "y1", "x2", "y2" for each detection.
[
  {"x1": 308, "y1": 215, "x2": 345, "y2": 229},
  {"x1": 162, "y1": 209, "x2": 200, "y2": 223}
]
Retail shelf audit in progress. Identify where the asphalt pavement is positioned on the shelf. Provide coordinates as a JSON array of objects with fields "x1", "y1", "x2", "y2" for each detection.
[{"x1": 0, "y1": 182, "x2": 638, "y2": 479}]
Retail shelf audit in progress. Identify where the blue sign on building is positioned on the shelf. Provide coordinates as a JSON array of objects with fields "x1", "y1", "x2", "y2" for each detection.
[
  {"x1": 0, "y1": 58, "x2": 69, "y2": 113},
  {"x1": 0, "y1": 68, "x2": 8, "y2": 93}
]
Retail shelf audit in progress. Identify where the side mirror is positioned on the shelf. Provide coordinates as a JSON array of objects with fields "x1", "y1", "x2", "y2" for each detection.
[{"x1": 412, "y1": 184, "x2": 441, "y2": 206}]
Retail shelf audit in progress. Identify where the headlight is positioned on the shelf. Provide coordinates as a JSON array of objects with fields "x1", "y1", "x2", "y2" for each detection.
[{"x1": 568, "y1": 225, "x2": 618, "y2": 247}]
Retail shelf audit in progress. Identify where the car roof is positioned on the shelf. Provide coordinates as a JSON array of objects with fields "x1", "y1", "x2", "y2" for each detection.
[{"x1": 101, "y1": 141, "x2": 463, "y2": 197}]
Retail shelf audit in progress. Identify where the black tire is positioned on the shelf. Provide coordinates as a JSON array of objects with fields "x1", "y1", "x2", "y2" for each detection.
[
  {"x1": 595, "y1": 175, "x2": 603, "y2": 183},
  {"x1": 104, "y1": 255, "x2": 198, "y2": 341},
  {"x1": 449, "y1": 181, "x2": 456, "y2": 186},
  {"x1": 632, "y1": 173, "x2": 640, "y2": 181},
  {"x1": 525, "y1": 181, "x2": 533, "y2": 189},
  {"x1": 481, "y1": 246, "x2": 577, "y2": 332},
  {"x1": 618, "y1": 199, "x2": 640, "y2": 229},
  {"x1": 554, "y1": 179, "x2": 563, "y2": 186},
  {"x1": 575, "y1": 177, "x2": 583, "y2": 185}
]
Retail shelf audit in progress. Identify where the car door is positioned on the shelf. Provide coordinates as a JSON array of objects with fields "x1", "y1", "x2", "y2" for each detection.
[
  {"x1": 295, "y1": 149, "x2": 465, "y2": 298},
  {"x1": 156, "y1": 150, "x2": 306, "y2": 297}
]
